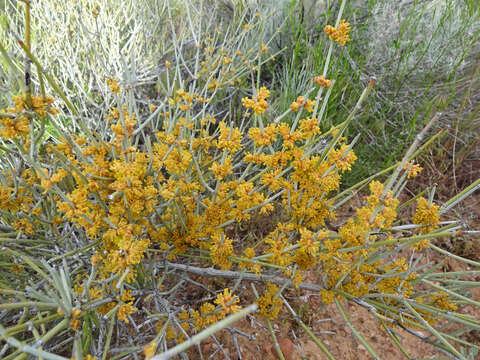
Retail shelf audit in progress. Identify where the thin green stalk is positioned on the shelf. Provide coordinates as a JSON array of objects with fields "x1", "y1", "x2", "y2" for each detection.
[
  {"x1": 0, "y1": 41, "x2": 24, "y2": 89},
  {"x1": 423, "y1": 279, "x2": 480, "y2": 307},
  {"x1": 151, "y1": 304, "x2": 258, "y2": 360},
  {"x1": 21, "y1": 0, "x2": 32, "y2": 108},
  {"x1": 266, "y1": 318, "x2": 286, "y2": 360},
  {"x1": 403, "y1": 300, "x2": 464, "y2": 359},
  {"x1": 3, "y1": 248, "x2": 51, "y2": 283},
  {"x1": 281, "y1": 296, "x2": 336, "y2": 360},
  {"x1": 320, "y1": 78, "x2": 376, "y2": 163},
  {"x1": 16, "y1": 40, "x2": 78, "y2": 116},
  {"x1": 440, "y1": 177, "x2": 480, "y2": 214},
  {"x1": 102, "y1": 309, "x2": 117, "y2": 360},
  {"x1": 383, "y1": 112, "x2": 440, "y2": 199},
  {"x1": 334, "y1": 298, "x2": 379, "y2": 359},
  {"x1": 430, "y1": 244, "x2": 480, "y2": 267},
  {"x1": 49, "y1": 240, "x2": 101, "y2": 262},
  {"x1": 0, "y1": 318, "x2": 70, "y2": 360},
  {"x1": 338, "y1": 231, "x2": 455, "y2": 253},
  {"x1": 379, "y1": 321, "x2": 411, "y2": 359},
  {"x1": 0, "y1": 301, "x2": 58, "y2": 310},
  {"x1": 332, "y1": 126, "x2": 446, "y2": 202},
  {"x1": 5, "y1": 313, "x2": 61, "y2": 337}
]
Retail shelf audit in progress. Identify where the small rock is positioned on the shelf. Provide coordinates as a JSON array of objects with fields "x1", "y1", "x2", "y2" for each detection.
[
  {"x1": 265, "y1": 338, "x2": 297, "y2": 360},
  {"x1": 278, "y1": 338, "x2": 296, "y2": 360},
  {"x1": 264, "y1": 343, "x2": 273, "y2": 356}
]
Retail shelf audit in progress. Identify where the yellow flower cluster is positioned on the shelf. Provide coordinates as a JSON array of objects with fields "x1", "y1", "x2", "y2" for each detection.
[
  {"x1": 248, "y1": 123, "x2": 277, "y2": 147},
  {"x1": 210, "y1": 233, "x2": 234, "y2": 270},
  {"x1": 290, "y1": 96, "x2": 315, "y2": 113},
  {"x1": 214, "y1": 288, "x2": 242, "y2": 315},
  {"x1": 155, "y1": 288, "x2": 241, "y2": 341},
  {"x1": 328, "y1": 143, "x2": 358, "y2": 172},
  {"x1": 239, "y1": 247, "x2": 261, "y2": 274},
  {"x1": 118, "y1": 302, "x2": 137, "y2": 323},
  {"x1": 404, "y1": 160, "x2": 423, "y2": 179},
  {"x1": 170, "y1": 89, "x2": 195, "y2": 111},
  {"x1": 313, "y1": 75, "x2": 332, "y2": 87},
  {"x1": 413, "y1": 197, "x2": 440, "y2": 234},
  {"x1": 324, "y1": 19, "x2": 351, "y2": 46},
  {"x1": 257, "y1": 282, "x2": 283, "y2": 319},
  {"x1": 318, "y1": 181, "x2": 411, "y2": 304},
  {"x1": 69, "y1": 308, "x2": 83, "y2": 332},
  {"x1": 216, "y1": 121, "x2": 243, "y2": 153},
  {"x1": 12, "y1": 218, "x2": 35, "y2": 235},
  {"x1": 242, "y1": 86, "x2": 270, "y2": 115},
  {"x1": 143, "y1": 341, "x2": 156, "y2": 360},
  {"x1": 430, "y1": 291, "x2": 458, "y2": 312},
  {"x1": 117, "y1": 290, "x2": 137, "y2": 323},
  {"x1": 0, "y1": 94, "x2": 58, "y2": 139},
  {"x1": 1, "y1": 71, "x2": 454, "y2": 332},
  {"x1": 106, "y1": 78, "x2": 121, "y2": 93},
  {"x1": 294, "y1": 228, "x2": 325, "y2": 270},
  {"x1": 70, "y1": 355, "x2": 96, "y2": 360},
  {"x1": 209, "y1": 155, "x2": 233, "y2": 180},
  {"x1": 0, "y1": 163, "x2": 53, "y2": 242},
  {"x1": 0, "y1": 114, "x2": 29, "y2": 139}
]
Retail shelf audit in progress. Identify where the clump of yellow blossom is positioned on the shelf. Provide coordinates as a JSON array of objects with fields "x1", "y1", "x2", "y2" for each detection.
[
  {"x1": 248, "y1": 123, "x2": 277, "y2": 147},
  {"x1": 191, "y1": 302, "x2": 218, "y2": 330},
  {"x1": 106, "y1": 78, "x2": 121, "y2": 93},
  {"x1": 71, "y1": 355, "x2": 96, "y2": 360},
  {"x1": 143, "y1": 341, "x2": 157, "y2": 359},
  {"x1": 242, "y1": 86, "x2": 270, "y2": 115},
  {"x1": 214, "y1": 288, "x2": 242, "y2": 315},
  {"x1": 0, "y1": 94, "x2": 58, "y2": 140},
  {"x1": 216, "y1": 121, "x2": 243, "y2": 153},
  {"x1": 290, "y1": 96, "x2": 315, "y2": 113},
  {"x1": 71, "y1": 308, "x2": 83, "y2": 319},
  {"x1": 313, "y1": 75, "x2": 332, "y2": 87},
  {"x1": 70, "y1": 319, "x2": 82, "y2": 331},
  {"x1": 403, "y1": 160, "x2": 423, "y2": 179},
  {"x1": 117, "y1": 302, "x2": 137, "y2": 323},
  {"x1": 239, "y1": 247, "x2": 261, "y2": 274},
  {"x1": 12, "y1": 94, "x2": 58, "y2": 117},
  {"x1": 0, "y1": 115, "x2": 30, "y2": 139},
  {"x1": 209, "y1": 156, "x2": 233, "y2": 180},
  {"x1": 210, "y1": 233, "x2": 234, "y2": 270},
  {"x1": 431, "y1": 291, "x2": 458, "y2": 312},
  {"x1": 117, "y1": 291, "x2": 137, "y2": 323},
  {"x1": 328, "y1": 143, "x2": 357, "y2": 172},
  {"x1": 257, "y1": 282, "x2": 283, "y2": 319},
  {"x1": 324, "y1": 19, "x2": 351, "y2": 46},
  {"x1": 413, "y1": 197, "x2": 440, "y2": 234},
  {"x1": 320, "y1": 289, "x2": 336, "y2": 304},
  {"x1": 294, "y1": 228, "x2": 324, "y2": 270},
  {"x1": 12, "y1": 218, "x2": 35, "y2": 235}
]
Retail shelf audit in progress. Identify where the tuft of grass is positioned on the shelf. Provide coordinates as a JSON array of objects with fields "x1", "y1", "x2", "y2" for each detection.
[{"x1": 268, "y1": 0, "x2": 480, "y2": 186}]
